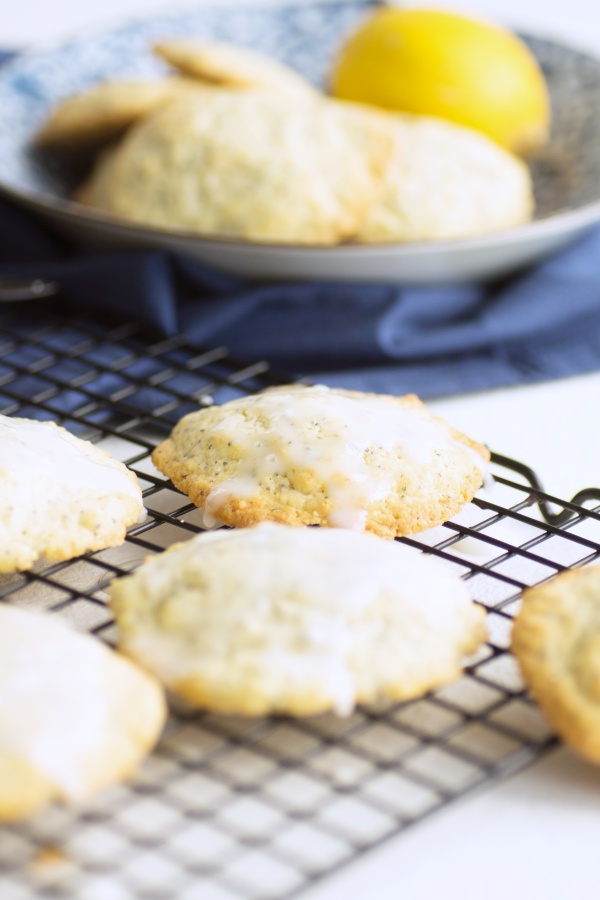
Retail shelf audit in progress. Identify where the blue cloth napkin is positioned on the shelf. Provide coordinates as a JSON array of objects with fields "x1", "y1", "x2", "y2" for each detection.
[{"x1": 2, "y1": 193, "x2": 600, "y2": 398}]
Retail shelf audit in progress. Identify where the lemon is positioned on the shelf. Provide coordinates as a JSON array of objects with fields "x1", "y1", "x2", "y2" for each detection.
[{"x1": 330, "y1": 7, "x2": 550, "y2": 154}]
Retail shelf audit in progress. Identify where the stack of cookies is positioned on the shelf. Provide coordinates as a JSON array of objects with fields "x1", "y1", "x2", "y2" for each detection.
[{"x1": 35, "y1": 39, "x2": 534, "y2": 245}]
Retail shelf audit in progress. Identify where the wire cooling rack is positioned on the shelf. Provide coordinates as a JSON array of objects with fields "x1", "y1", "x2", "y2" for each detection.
[{"x1": 2, "y1": 305, "x2": 600, "y2": 900}]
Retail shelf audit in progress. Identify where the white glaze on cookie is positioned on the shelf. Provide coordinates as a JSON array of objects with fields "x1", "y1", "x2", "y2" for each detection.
[
  {"x1": 152, "y1": 385, "x2": 490, "y2": 538},
  {"x1": 0, "y1": 416, "x2": 140, "y2": 501},
  {"x1": 0, "y1": 611, "x2": 114, "y2": 797},
  {"x1": 0, "y1": 415, "x2": 143, "y2": 572},
  {"x1": 0, "y1": 605, "x2": 166, "y2": 808},
  {"x1": 111, "y1": 522, "x2": 488, "y2": 716},
  {"x1": 202, "y1": 385, "x2": 488, "y2": 530}
]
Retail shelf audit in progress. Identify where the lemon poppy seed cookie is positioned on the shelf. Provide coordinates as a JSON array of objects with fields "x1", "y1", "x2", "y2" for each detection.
[
  {"x1": 35, "y1": 77, "x2": 200, "y2": 149},
  {"x1": 151, "y1": 385, "x2": 490, "y2": 537},
  {"x1": 0, "y1": 415, "x2": 143, "y2": 572},
  {"x1": 110, "y1": 523, "x2": 487, "y2": 716},
  {"x1": 512, "y1": 566, "x2": 600, "y2": 765},
  {"x1": 0, "y1": 605, "x2": 166, "y2": 821},
  {"x1": 357, "y1": 114, "x2": 533, "y2": 243},
  {"x1": 154, "y1": 38, "x2": 320, "y2": 100},
  {"x1": 78, "y1": 89, "x2": 393, "y2": 244}
]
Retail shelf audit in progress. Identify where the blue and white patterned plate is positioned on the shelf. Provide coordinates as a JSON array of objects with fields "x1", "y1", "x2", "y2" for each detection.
[{"x1": 1, "y1": 0, "x2": 600, "y2": 283}]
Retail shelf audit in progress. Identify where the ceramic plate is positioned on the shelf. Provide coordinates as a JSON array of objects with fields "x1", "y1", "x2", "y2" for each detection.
[{"x1": 1, "y1": 0, "x2": 600, "y2": 283}]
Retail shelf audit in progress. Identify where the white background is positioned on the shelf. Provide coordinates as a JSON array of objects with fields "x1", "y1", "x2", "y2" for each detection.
[
  {"x1": 3, "y1": 1, "x2": 600, "y2": 898},
  {"x1": 1, "y1": 0, "x2": 600, "y2": 59}
]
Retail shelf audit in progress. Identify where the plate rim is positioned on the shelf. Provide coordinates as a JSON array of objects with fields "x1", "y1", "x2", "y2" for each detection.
[{"x1": 3, "y1": 178, "x2": 600, "y2": 258}]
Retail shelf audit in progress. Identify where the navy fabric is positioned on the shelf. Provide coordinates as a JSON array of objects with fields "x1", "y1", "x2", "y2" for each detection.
[{"x1": 1, "y1": 192, "x2": 600, "y2": 398}]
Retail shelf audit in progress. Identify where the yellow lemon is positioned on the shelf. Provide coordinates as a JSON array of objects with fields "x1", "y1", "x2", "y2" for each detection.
[{"x1": 330, "y1": 7, "x2": 550, "y2": 154}]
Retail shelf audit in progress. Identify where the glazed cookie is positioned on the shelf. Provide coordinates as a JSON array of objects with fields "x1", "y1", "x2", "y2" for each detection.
[
  {"x1": 78, "y1": 89, "x2": 393, "y2": 244},
  {"x1": 110, "y1": 522, "x2": 487, "y2": 716},
  {"x1": 357, "y1": 113, "x2": 533, "y2": 242},
  {"x1": 0, "y1": 604, "x2": 166, "y2": 821},
  {"x1": 0, "y1": 415, "x2": 143, "y2": 572},
  {"x1": 35, "y1": 77, "x2": 198, "y2": 148},
  {"x1": 154, "y1": 39, "x2": 320, "y2": 100},
  {"x1": 512, "y1": 565, "x2": 600, "y2": 764},
  {"x1": 151, "y1": 385, "x2": 490, "y2": 537}
]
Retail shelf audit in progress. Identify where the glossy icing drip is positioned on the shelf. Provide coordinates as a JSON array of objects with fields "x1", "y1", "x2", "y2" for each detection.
[
  {"x1": 0, "y1": 416, "x2": 140, "y2": 499},
  {"x1": 0, "y1": 607, "x2": 111, "y2": 798},
  {"x1": 204, "y1": 386, "x2": 487, "y2": 528}
]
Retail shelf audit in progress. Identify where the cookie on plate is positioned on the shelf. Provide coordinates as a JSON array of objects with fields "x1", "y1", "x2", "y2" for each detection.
[
  {"x1": 512, "y1": 565, "x2": 600, "y2": 764},
  {"x1": 110, "y1": 522, "x2": 487, "y2": 716},
  {"x1": 0, "y1": 604, "x2": 166, "y2": 821},
  {"x1": 154, "y1": 38, "x2": 320, "y2": 100},
  {"x1": 0, "y1": 415, "x2": 143, "y2": 572},
  {"x1": 35, "y1": 77, "x2": 198, "y2": 149},
  {"x1": 78, "y1": 89, "x2": 393, "y2": 244},
  {"x1": 356, "y1": 113, "x2": 534, "y2": 242},
  {"x1": 151, "y1": 384, "x2": 490, "y2": 537}
]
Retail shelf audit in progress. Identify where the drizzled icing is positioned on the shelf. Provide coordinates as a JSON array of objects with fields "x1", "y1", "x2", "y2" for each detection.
[
  {"x1": 0, "y1": 606, "x2": 113, "y2": 799},
  {"x1": 0, "y1": 416, "x2": 141, "y2": 500},
  {"x1": 203, "y1": 385, "x2": 488, "y2": 529},
  {"x1": 111, "y1": 523, "x2": 487, "y2": 716}
]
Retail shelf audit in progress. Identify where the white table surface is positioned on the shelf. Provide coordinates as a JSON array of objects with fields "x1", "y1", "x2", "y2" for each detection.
[{"x1": 3, "y1": 0, "x2": 600, "y2": 897}]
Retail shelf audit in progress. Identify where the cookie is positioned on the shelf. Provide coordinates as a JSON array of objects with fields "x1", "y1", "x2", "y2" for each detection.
[
  {"x1": 154, "y1": 39, "x2": 320, "y2": 100},
  {"x1": 110, "y1": 522, "x2": 487, "y2": 716},
  {"x1": 35, "y1": 77, "x2": 198, "y2": 149},
  {"x1": 77, "y1": 89, "x2": 393, "y2": 244},
  {"x1": 512, "y1": 565, "x2": 600, "y2": 764},
  {"x1": 151, "y1": 385, "x2": 490, "y2": 538},
  {"x1": 356, "y1": 113, "x2": 533, "y2": 242},
  {"x1": 0, "y1": 415, "x2": 143, "y2": 572},
  {"x1": 0, "y1": 604, "x2": 166, "y2": 821}
]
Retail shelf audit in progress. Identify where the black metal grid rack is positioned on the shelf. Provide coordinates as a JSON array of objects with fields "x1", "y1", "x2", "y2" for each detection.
[{"x1": 1, "y1": 305, "x2": 600, "y2": 900}]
